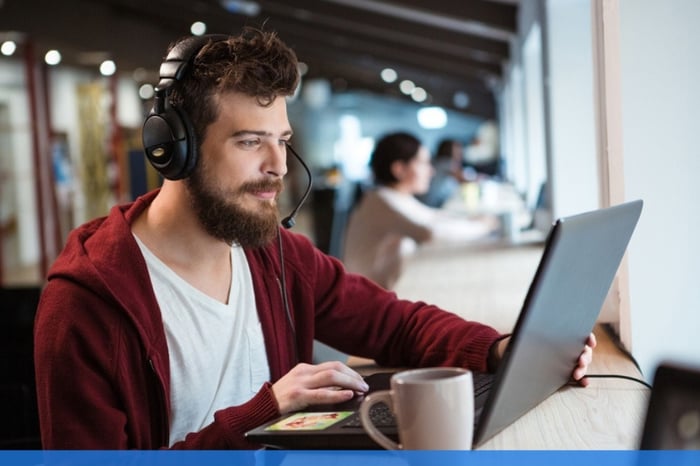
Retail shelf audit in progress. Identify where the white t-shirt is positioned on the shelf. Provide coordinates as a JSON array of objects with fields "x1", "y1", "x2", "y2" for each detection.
[{"x1": 134, "y1": 238, "x2": 270, "y2": 445}]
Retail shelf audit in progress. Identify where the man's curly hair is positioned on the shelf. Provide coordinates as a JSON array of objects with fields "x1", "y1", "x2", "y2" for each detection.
[{"x1": 169, "y1": 27, "x2": 300, "y2": 147}]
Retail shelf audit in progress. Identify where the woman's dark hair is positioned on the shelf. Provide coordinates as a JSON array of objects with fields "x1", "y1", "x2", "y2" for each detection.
[{"x1": 369, "y1": 132, "x2": 421, "y2": 186}]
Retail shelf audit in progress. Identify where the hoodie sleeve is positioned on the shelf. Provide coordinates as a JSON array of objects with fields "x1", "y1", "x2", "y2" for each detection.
[{"x1": 280, "y1": 230, "x2": 504, "y2": 373}]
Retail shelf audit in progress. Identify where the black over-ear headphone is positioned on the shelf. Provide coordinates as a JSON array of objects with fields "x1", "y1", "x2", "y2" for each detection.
[{"x1": 142, "y1": 34, "x2": 229, "y2": 180}]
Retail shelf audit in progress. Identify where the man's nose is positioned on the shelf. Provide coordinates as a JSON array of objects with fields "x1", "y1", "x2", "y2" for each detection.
[{"x1": 264, "y1": 142, "x2": 288, "y2": 177}]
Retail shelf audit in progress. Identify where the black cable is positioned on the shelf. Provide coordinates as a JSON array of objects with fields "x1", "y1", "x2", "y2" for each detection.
[
  {"x1": 600, "y1": 322, "x2": 645, "y2": 376},
  {"x1": 570, "y1": 324, "x2": 654, "y2": 390},
  {"x1": 582, "y1": 373, "x2": 653, "y2": 389},
  {"x1": 277, "y1": 230, "x2": 299, "y2": 366}
]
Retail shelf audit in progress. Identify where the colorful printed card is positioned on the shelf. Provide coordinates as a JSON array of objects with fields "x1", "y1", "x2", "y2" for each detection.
[{"x1": 265, "y1": 411, "x2": 355, "y2": 431}]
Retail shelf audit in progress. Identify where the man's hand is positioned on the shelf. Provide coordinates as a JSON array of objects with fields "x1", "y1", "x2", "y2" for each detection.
[
  {"x1": 493, "y1": 332, "x2": 597, "y2": 386},
  {"x1": 271, "y1": 361, "x2": 370, "y2": 414},
  {"x1": 572, "y1": 332, "x2": 597, "y2": 386}
]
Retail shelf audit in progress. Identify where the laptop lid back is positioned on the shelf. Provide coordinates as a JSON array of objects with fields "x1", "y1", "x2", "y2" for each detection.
[{"x1": 473, "y1": 200, "x2": 643, "y2": 445}]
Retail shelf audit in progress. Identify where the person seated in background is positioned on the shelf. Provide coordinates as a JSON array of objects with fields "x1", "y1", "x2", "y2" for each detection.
[
  {"x1": 418, "y1": 138, "x2": 470, "y2": 208},
  {"x1": 343, "y1": 132, "x2": 498, "y2": 290}
]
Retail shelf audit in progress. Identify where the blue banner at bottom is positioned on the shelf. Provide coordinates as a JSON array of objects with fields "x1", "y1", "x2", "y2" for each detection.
[{"x1": 1, "y1": 450, "x2": 699, "y2": 466}]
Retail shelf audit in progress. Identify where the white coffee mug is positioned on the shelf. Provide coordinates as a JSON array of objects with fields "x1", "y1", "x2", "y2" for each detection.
[{"x1": 359, "y1": 367, "x2": 474, "y2": 450}]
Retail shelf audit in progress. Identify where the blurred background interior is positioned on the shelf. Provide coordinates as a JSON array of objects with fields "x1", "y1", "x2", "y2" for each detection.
[{"x1": 1, "y1": 0, "x2": 700, "y2": 448}]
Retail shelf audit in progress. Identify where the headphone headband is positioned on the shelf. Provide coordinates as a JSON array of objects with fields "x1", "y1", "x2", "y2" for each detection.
[
  {"x1": 156, "y1": 34, "x2": 229, "y2": 93},
  {"x1": 142, "y1": 34, "x2": 229, "y2": 180}
]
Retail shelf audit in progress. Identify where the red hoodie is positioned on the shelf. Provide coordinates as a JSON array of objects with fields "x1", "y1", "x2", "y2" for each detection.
[{"x1": 34, "y1": 189, "x2": 502, "y2": 449}]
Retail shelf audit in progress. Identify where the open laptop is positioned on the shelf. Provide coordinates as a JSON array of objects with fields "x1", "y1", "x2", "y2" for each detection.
[{"x1": 246, "y1": 200, "x2": 644, "y2": 449}]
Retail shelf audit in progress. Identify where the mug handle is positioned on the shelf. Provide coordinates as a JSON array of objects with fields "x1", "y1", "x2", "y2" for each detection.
[{"x1": 359, "y1": 390, "x2": 401, "y2": 450}]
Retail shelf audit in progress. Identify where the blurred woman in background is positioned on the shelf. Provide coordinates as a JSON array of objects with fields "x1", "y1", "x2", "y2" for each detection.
[{"x1": 343, "y1": 132, "x2": 497, "y2": 290}]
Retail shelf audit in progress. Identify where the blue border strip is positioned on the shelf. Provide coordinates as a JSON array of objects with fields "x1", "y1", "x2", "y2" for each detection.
[{"x1": 1, "y1": 450, "x2": 699, "y2": 466}]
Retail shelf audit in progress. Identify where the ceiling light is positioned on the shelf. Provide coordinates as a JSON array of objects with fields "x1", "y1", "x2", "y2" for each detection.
[
  {"x1": 399, "y1": 79, "x2": 415, "y2": 95},
  {"x1": 190, "y1": 21, "x2": 207, "y2": 36},
  {"x1": 380, "y1": 68, "x2": 397, "y2": 83},
  {"x1": 220, "y1": 0, "x2": 260, "y2": 16},
  {"x1": 1, "y1": 40, "x2": 16, "y2": 56},
  {"x1": 302, "y1": 78, "x2": 331, "y2": 109},
  {"x1": 453, "y1": 91, "x2": 470, "y2": 109},
  {"x1": 44, "y1": 50, "x2": 61, "y2": 66},
  {"x1": 417, "y1": 106, "x2": 448, "y2": 129},
  {"x1": 100, "y1": 60, "x2": 116, "y2": 76},
  {"x1": 411, "y1": 87, "x2": 427, "y2": 103},
  {"x1": 139, "y1": 83, "x2": 155, "y2": 100},
  {"x1": 298, "y1": 62, "x2": 308, "y2": 76}
]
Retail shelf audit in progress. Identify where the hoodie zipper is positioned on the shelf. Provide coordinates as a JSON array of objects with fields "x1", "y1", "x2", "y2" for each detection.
[{"x1": 149, "y1": 358, "x2": 170, "y2": 447}]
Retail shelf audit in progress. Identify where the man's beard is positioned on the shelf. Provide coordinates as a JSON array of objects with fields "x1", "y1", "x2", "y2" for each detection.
[{"x1": 185, "y1": 165, "x2": 283, "y2": 248}]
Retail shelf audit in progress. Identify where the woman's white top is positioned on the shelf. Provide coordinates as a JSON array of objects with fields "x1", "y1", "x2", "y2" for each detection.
[{"x1": 342, "y1": 187, "x2": 492, "y2": 289}]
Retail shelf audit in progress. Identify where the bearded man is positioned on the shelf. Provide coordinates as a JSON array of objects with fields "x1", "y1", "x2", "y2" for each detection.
[{"x1": 34, "y1": 28, "x2": 595, "y2": 450}]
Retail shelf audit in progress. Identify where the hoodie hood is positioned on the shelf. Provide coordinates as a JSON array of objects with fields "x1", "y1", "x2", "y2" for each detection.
[{"x1": 46, "y1": 190, "x2": 166, "y2": 351}]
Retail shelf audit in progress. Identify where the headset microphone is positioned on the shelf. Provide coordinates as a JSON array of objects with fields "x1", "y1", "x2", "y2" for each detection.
[{"x1": 281, "y1": 144, "x2": 313, "y2": 229}]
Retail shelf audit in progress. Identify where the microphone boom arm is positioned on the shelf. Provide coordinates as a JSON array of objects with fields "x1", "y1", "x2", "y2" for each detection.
[{"x1": 281, "y1": 143, "x2": 313, "y2": 229}]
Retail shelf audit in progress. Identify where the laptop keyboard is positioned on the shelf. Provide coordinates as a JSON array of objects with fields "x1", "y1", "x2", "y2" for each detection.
[
  {"x1": 474, "y1": 371, "x2": 495, "y2": 397},
  {"x1": 341, "y1": 372, "x2": 494, "y2": 430},
  {"x1": 342, "y1": 403, "x2": 395, "y2": 428}
]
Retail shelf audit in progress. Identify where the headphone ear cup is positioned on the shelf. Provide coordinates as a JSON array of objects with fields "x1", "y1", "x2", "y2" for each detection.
[{"x1": 142, "y1": 104, "x2": 198, "y2": 180}]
